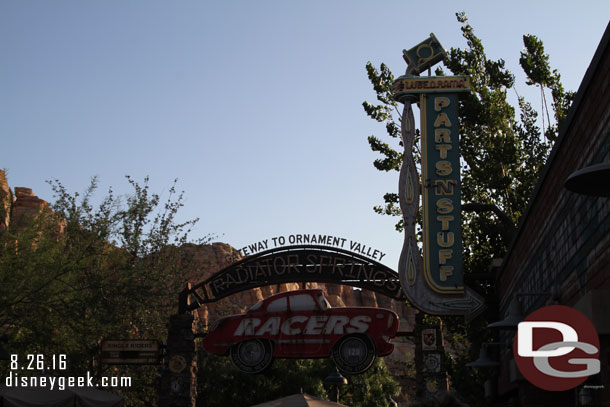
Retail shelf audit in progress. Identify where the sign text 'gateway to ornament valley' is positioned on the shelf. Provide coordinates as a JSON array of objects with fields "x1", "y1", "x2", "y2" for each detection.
[{"x1": 238, "y1": 234, "x2": 387, "y2": 262}]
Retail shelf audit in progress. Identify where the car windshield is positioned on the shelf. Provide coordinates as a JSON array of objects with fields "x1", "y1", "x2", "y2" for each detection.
[{"x1": 316, "y1": 294, "x2": 331, "y2": 311}]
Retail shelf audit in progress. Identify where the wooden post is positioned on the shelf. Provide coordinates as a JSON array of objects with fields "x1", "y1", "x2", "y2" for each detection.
[
  {"x1": 159, "y1": 313, "x2": 197, "y2": 407},
  {"x1": 160, "y1": 283, "x2": 197, "y2": 407}
]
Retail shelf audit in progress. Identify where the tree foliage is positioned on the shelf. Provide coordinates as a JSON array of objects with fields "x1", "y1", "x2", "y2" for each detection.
[
  {"x1": 520, "y1": 33, "x2": 575, "y2": 142},
  {"x1": 362, "y1": 12, "x2": 573, "y2": 405},
  {"x1": 0, "y1": 176, "x2": 205, "y2": 406},
  {"x1": 197, "y1": 351, "x2": 400, "y2": 407}
]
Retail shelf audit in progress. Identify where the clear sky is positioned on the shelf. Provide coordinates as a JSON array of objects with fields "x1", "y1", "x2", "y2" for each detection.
[{"x1": 1, "y1": 1, "x2": 608, "y2": 269}]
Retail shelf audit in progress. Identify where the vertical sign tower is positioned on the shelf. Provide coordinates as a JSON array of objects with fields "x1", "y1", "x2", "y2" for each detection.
[
  {"x1": 392, "y1": 33, "x2": 484, "y2": 400},
  {"x1": 392, "y1": 34, "x2": 484, "y2": 318}
]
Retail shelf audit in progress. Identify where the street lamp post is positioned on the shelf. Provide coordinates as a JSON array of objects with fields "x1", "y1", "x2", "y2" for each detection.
[{"x1": 324, "y1": 367, "x2": 347, "y2": 403}]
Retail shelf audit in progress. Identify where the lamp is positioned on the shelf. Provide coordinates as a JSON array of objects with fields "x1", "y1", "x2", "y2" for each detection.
[
  {"x1": 324, "y1": 367, "x2": 347, "y2": 403},
  {"x1": 488, "y1": 298, "x2": 523, "y2": 330},
  {"x1": 565, "y1": 162, "x2": 610, "y2": 197},
  {"x1": 489, "y1": 287, "x2": 560, "y2": 330},
  {"x1": 466, "y1": 346, "x2": 500, "y2": 368}
]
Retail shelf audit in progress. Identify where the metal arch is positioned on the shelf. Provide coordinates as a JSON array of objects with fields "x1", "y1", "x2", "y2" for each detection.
[{"x1": 184, "y1": 245, "x2": 406, "y2": 311}]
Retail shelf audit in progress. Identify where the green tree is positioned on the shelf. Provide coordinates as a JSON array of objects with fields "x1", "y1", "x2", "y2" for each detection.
[
  {"x1": 0, "y1": 176, "x2": 206, "y2": 407},
  {"x1": 197, "y1": 351, "x2": 399, "y2": 407},
  {"x1": 362, "y1": 12, "x2": 573, "y2": 406}
]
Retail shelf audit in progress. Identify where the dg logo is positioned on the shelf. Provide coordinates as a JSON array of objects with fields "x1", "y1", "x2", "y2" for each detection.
[{"x1": 513, "y1": 305, "x2": 600, "y2": 391}]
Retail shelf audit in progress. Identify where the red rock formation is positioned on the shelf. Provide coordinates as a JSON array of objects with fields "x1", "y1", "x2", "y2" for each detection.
[
  {"x1": 0, "y1": 170, "x2": 12, "y2": 232},
  {"x1": 0, "y1": 172, "x2": 60, "y2": 233},
  {"x1": 11, "y1": 187, "x2": 50, "y2": 229}
]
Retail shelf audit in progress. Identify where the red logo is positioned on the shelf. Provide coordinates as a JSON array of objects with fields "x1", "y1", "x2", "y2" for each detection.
[
  {"x1": 201, "y1": 289, "x2": 399, "y2": 374},
  {"x1": 513, "y1": 305, "x2": 600, "y2": 391}
]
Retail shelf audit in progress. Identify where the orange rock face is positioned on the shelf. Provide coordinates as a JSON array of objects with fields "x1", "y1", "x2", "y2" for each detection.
[
  {"x1": 12, "y1": 186, "x2": 50, "y2": 228},
  {"x1": 0, "y1": 170, "x2": 12, "y2": 232},
  {"x1": 0, "y1": 172, "x2": 54, "y2": 232}
]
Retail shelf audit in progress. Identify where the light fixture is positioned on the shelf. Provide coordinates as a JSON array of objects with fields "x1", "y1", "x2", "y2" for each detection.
[
  {"x1": 489, "y1": 287, "x2": 560, "y2": 330},
  {"x1": 565, "y1": 162, "x2": 610, "y2": 197},
  {"x1": 324, "y1": 367, "x2": 348, "y2": 403},
  {"x1": 466, "y1": 346, "x2": 500, "y2": 368},
  {"x1": 488, "y1": 298, "x2": 523, "y2": 330}
]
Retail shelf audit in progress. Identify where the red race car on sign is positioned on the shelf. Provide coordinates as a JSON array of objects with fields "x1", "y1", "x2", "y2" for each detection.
[{"x1": 201, "y1": 289, "x2": 399, "y2": 374}]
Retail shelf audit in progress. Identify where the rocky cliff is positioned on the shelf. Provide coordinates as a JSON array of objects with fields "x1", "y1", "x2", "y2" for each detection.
[{"x1": 0, "y1": 170, "x2": 52, "y2": 232}]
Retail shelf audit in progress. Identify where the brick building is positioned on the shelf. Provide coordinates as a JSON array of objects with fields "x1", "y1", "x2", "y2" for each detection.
[{"x1": 492, "y1": 22, "x2": 610, "y2": 406}]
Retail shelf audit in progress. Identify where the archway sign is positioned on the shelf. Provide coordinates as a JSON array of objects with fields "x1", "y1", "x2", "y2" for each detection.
[
  {"x1": 393, "y1": 34, "x2": 485, "y2": 321},
  {"x1": 184, "y1": 238, "x2": 406, "y2": 312}
]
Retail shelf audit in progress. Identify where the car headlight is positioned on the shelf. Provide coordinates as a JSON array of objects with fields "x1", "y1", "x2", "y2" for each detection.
[{"x1": 387, "y1": 314, "x2": 394, "y2": 329}]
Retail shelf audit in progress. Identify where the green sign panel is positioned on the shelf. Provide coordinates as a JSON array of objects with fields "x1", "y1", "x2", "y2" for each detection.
[{"x1": 421, "y1": 93, "x2": 463, "y2": 293}]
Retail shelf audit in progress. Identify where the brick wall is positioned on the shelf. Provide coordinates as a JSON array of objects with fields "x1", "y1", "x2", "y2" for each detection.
[
  {"x1": 494, "y1": 24, "x2": 610, "y2": 405},
  {"x1": 498, "y1": 28, "x2": 610, "y2": 313}
]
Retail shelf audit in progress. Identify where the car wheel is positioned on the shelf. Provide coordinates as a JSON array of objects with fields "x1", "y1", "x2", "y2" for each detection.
[
  {"x1": 332, "y1": 335, "x2": 376, "y2": 375},
  {"x1": 230, "y1": 339, "x2": 274, "y2": 374}
]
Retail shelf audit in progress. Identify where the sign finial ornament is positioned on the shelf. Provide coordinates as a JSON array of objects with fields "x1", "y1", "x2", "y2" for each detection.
[{"x1": 402, "y1": 33, "x2": 448, "y2": 75}]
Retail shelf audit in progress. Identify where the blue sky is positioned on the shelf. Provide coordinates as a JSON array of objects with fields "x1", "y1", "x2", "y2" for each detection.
[{"x1": 1, "y1": 1, "x2": 608, "y2": 268}]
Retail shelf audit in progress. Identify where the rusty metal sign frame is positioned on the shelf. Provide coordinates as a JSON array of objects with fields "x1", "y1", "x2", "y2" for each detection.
[{"x1": 184, "y1": 245, "x2": 406, "y2": 312}]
